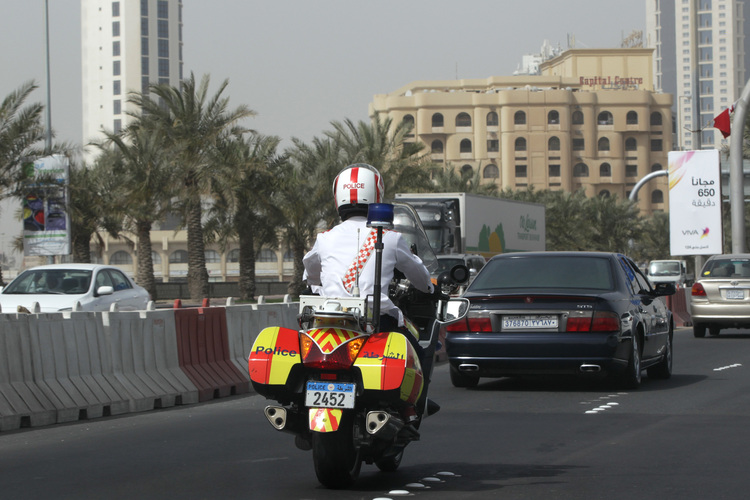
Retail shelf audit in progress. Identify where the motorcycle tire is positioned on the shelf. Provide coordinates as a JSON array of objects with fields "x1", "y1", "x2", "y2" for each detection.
[
  {"x1": 312, "y1": 414, "x2": 362, "y2": 489},
  {"x1": 375, "y1": 449, "x2": 404, "y2": 472}
]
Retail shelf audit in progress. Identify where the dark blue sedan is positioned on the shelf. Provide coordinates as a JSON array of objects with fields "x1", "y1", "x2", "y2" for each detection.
[{"x1": 445, "y1": 252, "x2": 676, "y2": 389}]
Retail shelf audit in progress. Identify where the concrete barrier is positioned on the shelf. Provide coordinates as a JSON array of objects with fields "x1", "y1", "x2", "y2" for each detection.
[{"x1": 667, "y1": 286, "x2": 693, "y2": 327}]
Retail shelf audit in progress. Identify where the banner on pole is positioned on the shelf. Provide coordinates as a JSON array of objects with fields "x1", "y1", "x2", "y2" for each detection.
[
  {"x1": 22, "y1": 154, "x2": 71, "y2": 257},
  {"x1": 668, "y1": 149, "x2": 723, "y2": 256}
]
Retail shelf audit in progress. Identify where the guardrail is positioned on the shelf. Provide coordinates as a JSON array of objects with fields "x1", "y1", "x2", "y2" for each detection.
[{"x1": 0, "y1": 299, "x2": 298, "y2": 431}]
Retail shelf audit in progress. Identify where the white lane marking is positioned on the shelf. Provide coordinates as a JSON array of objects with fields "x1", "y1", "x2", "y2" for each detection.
[
  {"x1": 583, "y1": 394, "x2": 624, "y2": 414},
  {"x1": 714, "y1": 363, "x2": 742, "y2": 371}
]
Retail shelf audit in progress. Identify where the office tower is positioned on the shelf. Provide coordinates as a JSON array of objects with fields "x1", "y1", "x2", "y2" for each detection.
[{"x1": 81, "y1": 0, "x2": 183, "y2": 158}]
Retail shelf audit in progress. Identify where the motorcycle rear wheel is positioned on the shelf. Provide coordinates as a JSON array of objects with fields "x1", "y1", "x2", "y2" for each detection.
[
  {"x1": 312, "y1": 415, "x2": 362, "y2": 489},
  {"x1": 375, "y1": 449, "x2": 404, "y2": 472}
]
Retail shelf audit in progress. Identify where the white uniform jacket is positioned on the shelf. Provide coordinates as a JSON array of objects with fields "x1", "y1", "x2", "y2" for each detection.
[{"x1": 303, "y1": 216, "x2": 434, "y2": 326}]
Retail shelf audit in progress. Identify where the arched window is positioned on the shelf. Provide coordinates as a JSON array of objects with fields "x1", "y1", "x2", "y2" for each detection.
[
  {"x1": 651, "y1": 163, "x2": 663, "y2": 172},
  {"x1": 110, "y1": 251, "x2": 133, "y2": 265},
  {"x1": 431, "y1": 140, "x2": 443, "y2": 153},
  {"x1": 283, "y1": 250, "x2": 294, "y2": 262},
  {"x1": 599, "y1": 190, "x2": 611, "y2": 198},
  {"x1": 650, "y1": 112, "x2": 663, "y2": 126},
  {"x1": 205, "y1": 250, "x2": 220, "y2": 263},
  {"x1": 461, "y1": 164, "x2": 474, "y2": 176},
  {"x1": 572, "y1": 110, "x2": 584, "y2": 125},
  {"x1": 151, "y1": 251, "x2": 161, "y2": 265},
  {"x1": 169, "y1": 250, "x2": 188, "y2": 264},
  {"x1": 258, "y1": 249, "x2": 278, "y2": 262},
  {"x1": 625, "y1": 137, "x2": 637, "y2": 151},
  {"x1": 573, "y1": 163, "x2": 589, "y2": 177},
  {"x1": 548, "y1": 136, "x2": 560, "y2": 151},
  {"x1": 228, "y1": 249, "x2": 240, "y2": 263},
  {"x1": 600, "y1": 163, "x2": 612, "y2": 177},
  {"x1": 626, "y1": 111, "x2": 638, "y2": 124},
  {"x1": 514, "y1": 110, "x2": 526, "y2": 125},
  {"x1": 402, "y1": 114, "x2": 414, "y2": 127},
  {"x1": 486, "y1": 111, "x2": 498, "y2": 126},
  {"x1": 431, "y1": 113, "x2": 444, "y2": 127},
  {"x1": 598, "y1": 137, "x2": 610, "y2": 151},
  {"x1": 460, "y1": 139, "x2": 472, "y2": 153},
  {"x1": 597, "y1": 111, "x2": 613, "y2": 125},
  {"x1": 483, "y1": 164, "x2": 499, "y2": 179},
  {"x1": 515, "y1": 137, "x2": 527, "y2": 151},
  {"x1": 548, "y1": 110, "x2": 559, "y2": 124},
  {"x1": 456, "y1": 112, "x2": 471, "y2": 127},
  {"x1": 651, "y1": 190, "x2": 664, "y2": 204}
]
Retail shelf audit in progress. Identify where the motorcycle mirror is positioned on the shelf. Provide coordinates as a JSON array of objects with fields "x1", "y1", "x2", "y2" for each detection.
[{"x1": 438, "y1": 298, "x2": 470, "y2": 324}]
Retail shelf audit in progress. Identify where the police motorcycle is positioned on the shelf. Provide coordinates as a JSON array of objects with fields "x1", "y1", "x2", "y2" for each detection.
[{"x1": 248, "y1": 202, "x2": 470, "y2": 488}]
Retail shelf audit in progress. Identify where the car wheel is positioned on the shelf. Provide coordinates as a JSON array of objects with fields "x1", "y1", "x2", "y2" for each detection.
[
  {"x1": 647, "y1": 328, "x2": 672, "y2": 380},
  {"x1": 620, "y1": 332, "x2": 642, "y2": 389},
  {"x1": 693, "y1": 323, "x2": 706, "y2": 338},
  {"x1": 709, "y1": 325, "x2": 721, "y2": 336},
  {"x1": 449, "y1": 364, "x2": 479, "y2": 388}
]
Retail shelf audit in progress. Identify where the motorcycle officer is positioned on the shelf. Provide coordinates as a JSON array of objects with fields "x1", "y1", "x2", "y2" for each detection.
[{"x1": 302, "y1": 163, "x2": 436, "y2": 421}]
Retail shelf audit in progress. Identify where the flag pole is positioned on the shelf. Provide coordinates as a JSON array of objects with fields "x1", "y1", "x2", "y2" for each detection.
[{"x1": 730, "y1": 79, "x2": 750, "y2": 253}]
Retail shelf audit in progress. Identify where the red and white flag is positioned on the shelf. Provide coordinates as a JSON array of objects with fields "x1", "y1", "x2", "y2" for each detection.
[{"x1": 712, "y1": 104, "x2": 735, "y2": 138}]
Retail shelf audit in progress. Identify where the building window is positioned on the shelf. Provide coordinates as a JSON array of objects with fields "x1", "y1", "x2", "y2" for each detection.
[
  {"x1": 573, "y1": 163, "x2": 589, "y2": 177},
  {"x1": 283, "y1": 251, "x2": 294, "y2": 262},
  {"x1": 112, "y1": 2, "x2": 120, "y2": 17},
  {"x1": 228, "y1": 249, "x2": 240, "y2": 262},
  {"x1": 483, "y1": 164, "x2": 499, "y2": 179},
  {"x1": 141, "y1": 36, "x2": 149, "y2": 55},
  {"x1": 113, "y1": 41, "x2": 120, "y2": 56},
  {"x1": 626, "y1": 111, "x2": 638, "y2": 124},
  {"x1": 600, "y1": 163, "x2": 612, "y2": 177},
  {"x1": 515, "y1": 165, "x2": 527, "y2": 178},
  {"x1": 141, "y1": 57, "x2": 149, "y2": 75},
  {"x1": 112, "y1": 21, "x2": 120, "y2": 37},
  {"x1": 158, "y1": 39, "x2": 169, "y2": 58},
  {"x1": 461, "y1": 164, "x2": 473, "y2": 176},
  {"x1": 113, "y1": 60, "x2": 121, "y2": 76},
  {"x1": 141, "y1": 0, "x2": 148, "y2": 15},
  {"x1": 113, "y1": 80, "x2": 121, "y2": 95},
  {"x1": 141, "y1": 18, "x2": 149, "y2": 37},
  {"x1": 141, "y1": 76, "x2": 149, "y2": 93},
  {"x1": 549, "y1": 164, "x2": 561, "y2": 177},
  {"x1": 431, "y1": 113, "x2": 444, "y2": 128},
  {"x1": 114, "y1": 119, "x2": 122, "y2": 133},
  {"x1": 460, "y1": 139, "x2": 472, "y2": 153},
  {"x1": 572, "y1": 138, "x2": 585, "y2": 151},
  {"x1": 600, "y1": 190, "x2": 611, "y2": 198},
  {"x1": 456, "y1": 112, "x2": 472, "y2": 127},
  {"x1": 157, "y1": 0, "x2": 169, "y2": 18},
  {"x1": 651, "y1": 139, "x2": 663, "y2": 151},
  {"x1": 258, "y1": 249, "x2": 278, "y2": 262},
  {"x1": 548, "y1": 110, "x2": 559, "y2": 124},
  {"x1": 486, "y1": 111, "x2": 498, "y2": 126},
  {"x1": 169, "y1": 250, "x2": 188, "y2": 264},
  {"x1": 652, "y1": 163, "x2": 663, "y2": 172},
  {"x1": 431, "y1": 140, "x2": 443, "y2": 153},
  {"x1": 625, "y1": 137, "x2": 637, "y2": 151},
  {"x1": 597, "y1": 111, "x2": 613, "y2": 125},
  {"x1": 650, "y1": 112, "x2": 663, "y2": 126},
  {"x1": 572, "y1": 110, "x2": 584, "y2": 125},
  {"x1": 598, "y1": 137, "x2": 610, "y2": 151},
  {"x1": 158, "y1": 58, "x2": 169, "y2": 77},
  {"x1": 514, "y1": 111, "x2": 526, "y2": 125},
  {"x1": 205, "y1": 250, "x2": 220, "y2": 263},
  {"x1": 651, "y1": 190, "x2": 664, "y2": 204},
  {"x1": 113, "y1": 100, "x2": 121, "y2": 115},
  {"x1": 158, "y1": 20, "x2": 168, "y2": 38},
  {"x1": 626, "y1": 165, "x2": 638, "y2": 177},
  {"x1": 402, "y1": 114, "x2": 415, "y2": 129},
  {"x1": 515, "y1": 137, "x2": 526, "y2": 151},
  {"x1": 548, "y1": 136, "x2": 560, "y2": 151},
  {"x1": 151, "y1": 251, "x2": 162, "y2": 265},
  {"x1": 487, "y1": 139, "x2": 499, "y2": 152},
  {"x1": 110, "y1": 251, "x2": 132, "y2": 265}
]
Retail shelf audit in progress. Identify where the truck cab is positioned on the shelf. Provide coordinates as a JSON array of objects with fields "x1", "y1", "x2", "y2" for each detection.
[{"x1": 647, "y1": 259, "x2": 693, "y2": 287}]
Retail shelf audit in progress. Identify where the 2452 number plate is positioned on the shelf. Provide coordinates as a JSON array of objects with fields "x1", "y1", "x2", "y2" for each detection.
[{"x1": 305, "y1": 381, "x2": 355, "y2": 409}]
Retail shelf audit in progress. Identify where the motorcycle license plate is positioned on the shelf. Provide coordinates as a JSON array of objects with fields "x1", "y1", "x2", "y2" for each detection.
[{"x1": 305, "y1": 382, "x2": 355, "y2": 409}]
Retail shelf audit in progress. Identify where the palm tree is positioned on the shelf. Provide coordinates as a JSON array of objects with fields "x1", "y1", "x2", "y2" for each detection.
[
  {"x1": 429, "y1": 162, "x2": 498, "y2": 195},
  {"x1": 98, "y1": 119, "x2": 176, "y2": 299},
  {"x1": 207, "y1": 132, "x2": 283, "y2": 301},
  {"x1": 128, "y1": 73, "x2": 256, "y2": 300},
  {"x1": 0, "y1": 81, "x2": 45, "y2": 193}
]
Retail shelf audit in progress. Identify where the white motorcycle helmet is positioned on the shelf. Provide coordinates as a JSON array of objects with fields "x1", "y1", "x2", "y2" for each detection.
[{"x1": 333, "y1": 163, "x2": 384, "y2": 219}]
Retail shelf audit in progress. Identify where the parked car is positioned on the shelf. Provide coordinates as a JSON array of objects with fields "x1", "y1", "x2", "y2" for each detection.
[
  {"x1": 444, "y1": 251, "x2": 676, "y2": 389},
  {"x1": 0, "y1": 264, "x2": 150, "y2": 313},
  {"x1": 690, "y1": 254, "x2": 750, "y2": 337}
]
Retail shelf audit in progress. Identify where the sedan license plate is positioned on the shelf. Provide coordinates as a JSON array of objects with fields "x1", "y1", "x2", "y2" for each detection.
[
  {"x1": 726, "y1": 289, "x2": 744, "y2": 300},
  {"x1": 502, "y1": 315, "x2": 558, "y2": 330},
  {"x1": 305, "y1": 381, "x2": 355, "y2": 409}
]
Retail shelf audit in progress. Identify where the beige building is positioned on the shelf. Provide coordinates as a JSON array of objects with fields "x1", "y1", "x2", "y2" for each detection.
[{"x1": 370, "y1": 48, "x2": 673, "y2": 215}]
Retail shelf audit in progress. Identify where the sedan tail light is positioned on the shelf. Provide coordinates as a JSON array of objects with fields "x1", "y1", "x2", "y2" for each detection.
[
  {"x1": 691, "y1": 283, "x2": 707, "y2": 297},
  {"x1": 445, "y1": 316, "x2": 492, "y2": 332},
  {"x1": 566, "y1": 311, "x2": 619, "y2": 332}
]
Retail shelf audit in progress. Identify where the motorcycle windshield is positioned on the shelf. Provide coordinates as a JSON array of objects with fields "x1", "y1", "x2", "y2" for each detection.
[{"x1": 391, "y1": 201, "x2": 438, "y2": 273}]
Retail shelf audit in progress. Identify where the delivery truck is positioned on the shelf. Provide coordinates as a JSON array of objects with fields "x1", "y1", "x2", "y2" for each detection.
[{"x1": 393, "y1": 192, "x2": 545, "y2": 257}]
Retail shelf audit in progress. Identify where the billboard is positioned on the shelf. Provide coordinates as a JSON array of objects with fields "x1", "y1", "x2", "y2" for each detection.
[
  {"x1": 23, "y1": 154, "x2": 71, "y2": 256},
  {"x1": 668, "y1": 150, "x2": 723, "y2": 256}
]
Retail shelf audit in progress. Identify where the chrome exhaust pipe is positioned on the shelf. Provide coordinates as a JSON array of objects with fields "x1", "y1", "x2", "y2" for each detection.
[
  {"x1": 579, "y1": 364, "x2": 601, "y2": 373},
  {"x1": 459, "y1": 364, "x2": 479, "y2": 372},
  {"x1": 264, "y1": 405, "x2": 287, "y2": 430}
]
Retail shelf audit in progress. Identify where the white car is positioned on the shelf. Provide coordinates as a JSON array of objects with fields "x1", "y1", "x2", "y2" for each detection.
[{"x1": 0, "y1": 264, "x2": 150, "y2": 313}]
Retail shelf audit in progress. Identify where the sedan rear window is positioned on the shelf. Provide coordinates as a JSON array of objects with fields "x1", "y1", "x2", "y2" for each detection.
[
  {"x1": 469, "y1": 255, "x2": 614, "y2": 291},
  {"x1": 702, "y1": 258, "x2": 750, "y2": 278}
]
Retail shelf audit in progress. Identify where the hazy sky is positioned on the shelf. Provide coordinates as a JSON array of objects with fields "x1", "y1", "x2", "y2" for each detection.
[{"x1": 0, "y1": 0, "x2": 645, "y2": 268}]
